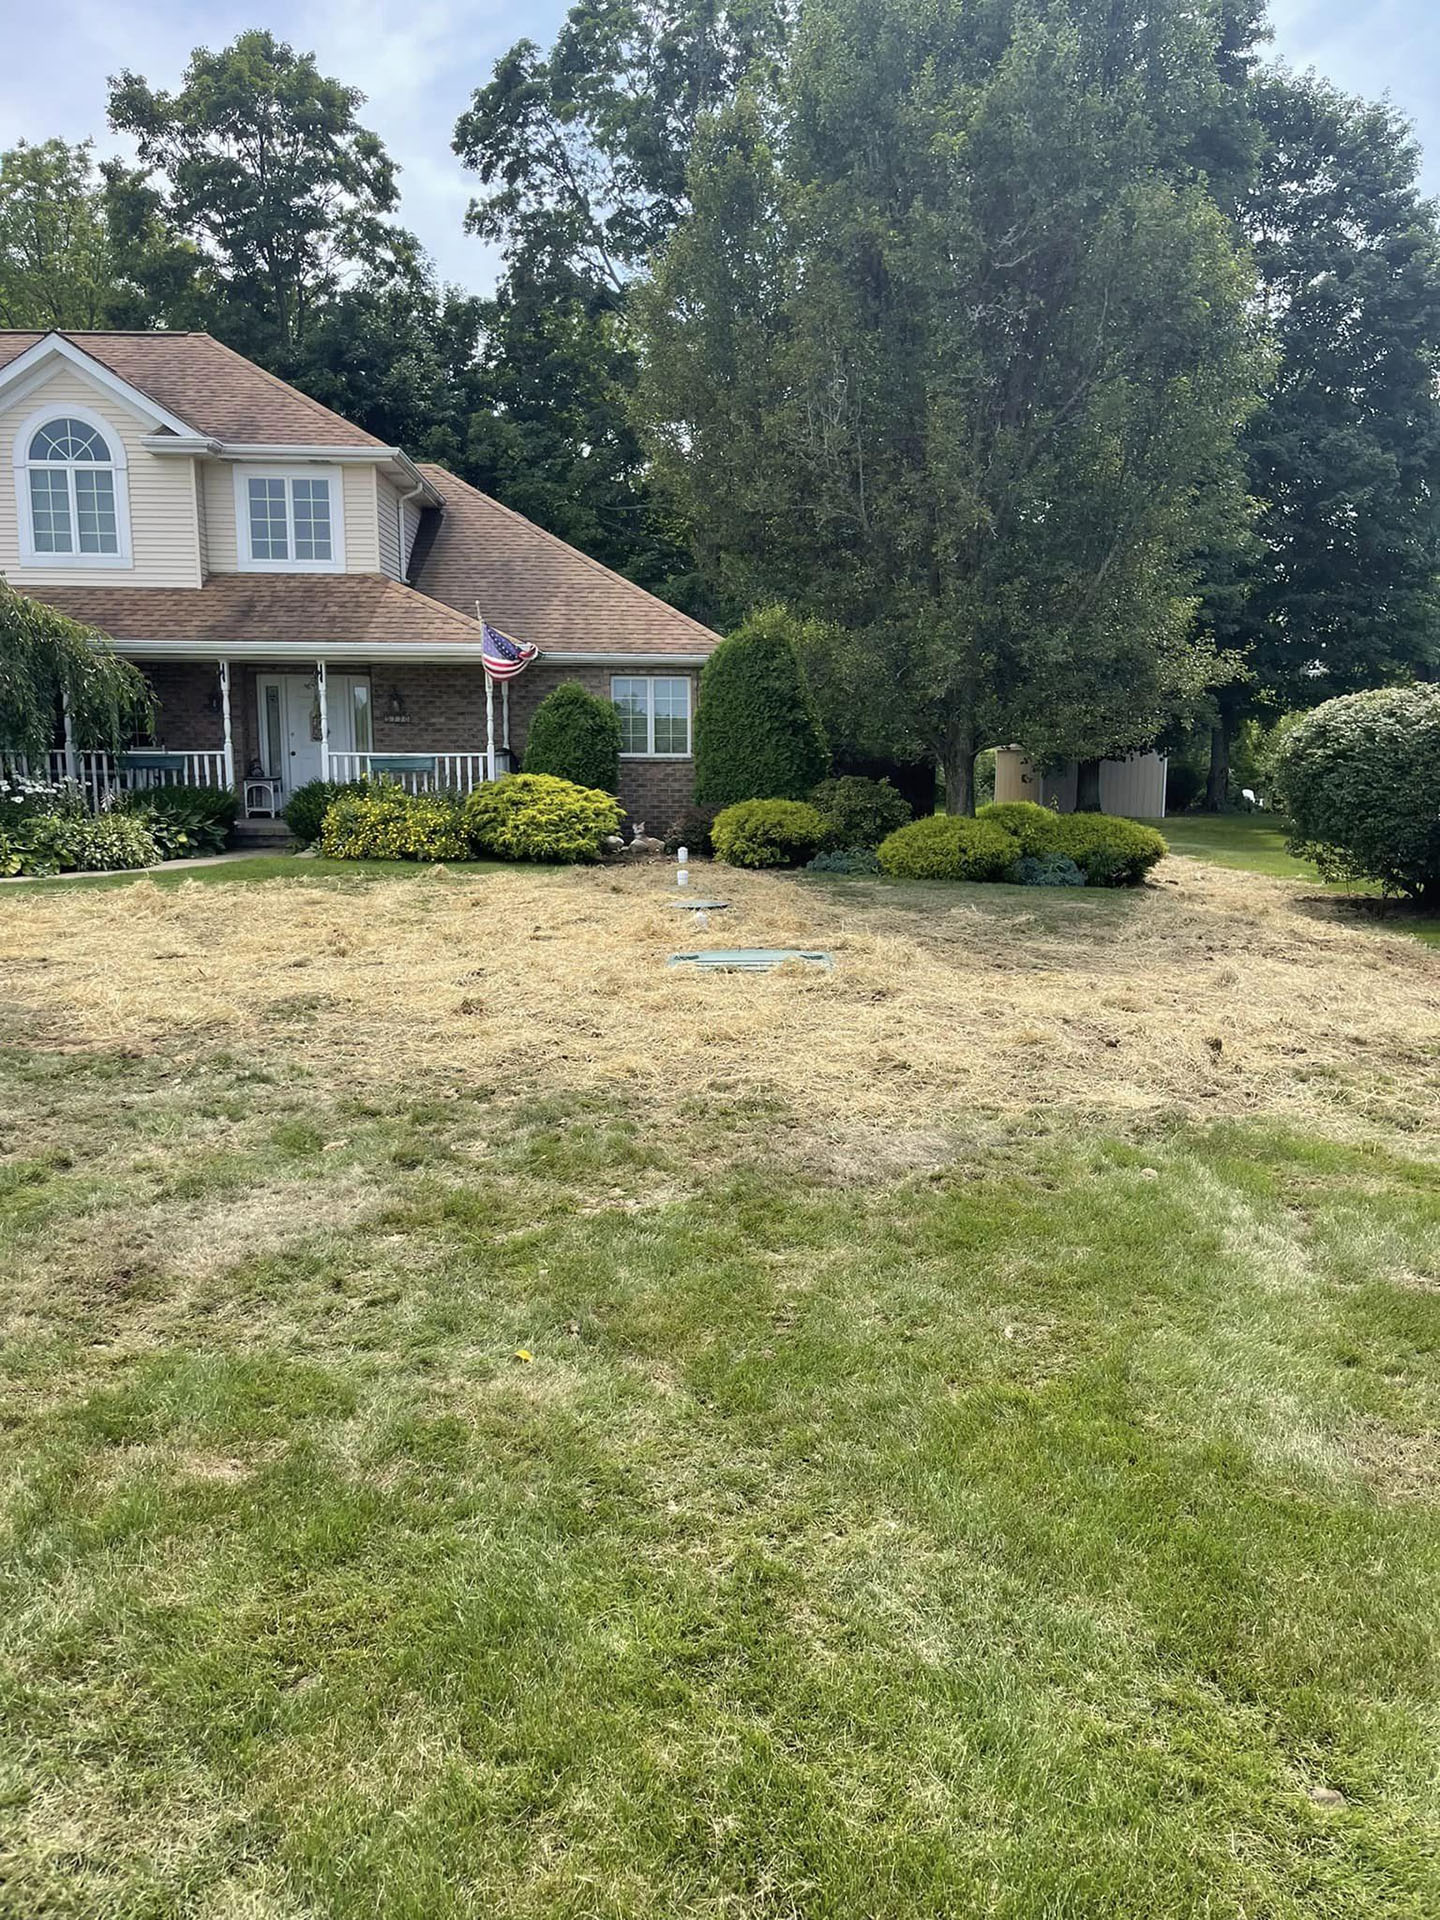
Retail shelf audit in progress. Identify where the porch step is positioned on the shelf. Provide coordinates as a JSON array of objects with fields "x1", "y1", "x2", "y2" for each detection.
[{"x1": 232, "y1": 817, "x2": 293, "y2": 848}]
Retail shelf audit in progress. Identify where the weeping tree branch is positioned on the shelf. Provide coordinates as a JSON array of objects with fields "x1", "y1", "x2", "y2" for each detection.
[{"x1": 0, "y1": 585, "x2": 154, "y2": 758}]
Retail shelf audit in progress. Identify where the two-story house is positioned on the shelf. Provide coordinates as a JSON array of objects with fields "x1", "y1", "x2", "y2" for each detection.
[{"x1": 0, "y1": 330, "x2": 718, "y2": 829}]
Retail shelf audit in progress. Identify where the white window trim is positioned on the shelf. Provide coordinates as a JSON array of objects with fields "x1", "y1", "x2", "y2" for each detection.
[
  {"x1": 233, "y1": 465, "x2": 346, "y2": 572},
  {"x1": 12, "y1": 402, "x2": 133, "y2": 569},
  {"x1": 613, "y1": 674, "x2": 693, "y2": 760}
]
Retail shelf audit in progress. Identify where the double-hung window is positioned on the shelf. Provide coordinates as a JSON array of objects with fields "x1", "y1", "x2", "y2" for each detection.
[
  {"x1": 237, "y1": 469, "x2": 342, "y2": 569},
  {"x1": 611, "y1": 676, "x2": 692, "y2": 757},
  {"x1": 17, "y1": 412, "x2": 130, "y2": 565}
]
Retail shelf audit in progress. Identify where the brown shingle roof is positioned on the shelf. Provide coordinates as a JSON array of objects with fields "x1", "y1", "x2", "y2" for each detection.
[
  {"x1": 411, "y1": 464, "x2": 719, "y2": 658},
  {"x1": 0, "y1": 332, "x2": 387, "y2": 448},
  {"x1": 32, "y1": 575, "x2": 482, "y2": 650}
]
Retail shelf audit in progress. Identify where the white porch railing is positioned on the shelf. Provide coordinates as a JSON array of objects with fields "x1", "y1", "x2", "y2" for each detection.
[
  {"x1": 329, "y1": 751, "x2": 491, "y2": 794},
  {"x1": 2, "y1": 749, "x2": 230, "y2": 809}
]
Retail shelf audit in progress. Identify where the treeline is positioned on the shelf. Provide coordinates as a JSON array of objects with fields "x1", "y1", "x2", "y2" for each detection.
[{"x1": 3, "y1": 5, "x2": 1438, "y2": 808}]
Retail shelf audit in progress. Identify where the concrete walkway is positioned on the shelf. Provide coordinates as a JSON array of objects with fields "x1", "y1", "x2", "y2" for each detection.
[{"x1": 1, "y1": 849, "x2": 290, "y2": 885}]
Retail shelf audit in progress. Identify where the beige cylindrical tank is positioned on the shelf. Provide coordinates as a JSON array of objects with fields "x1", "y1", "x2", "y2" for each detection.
[{"x1": 990, "y1": 747, "x2": 1167, "y2": 817}]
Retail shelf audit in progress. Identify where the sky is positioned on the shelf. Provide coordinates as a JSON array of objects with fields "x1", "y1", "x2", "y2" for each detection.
[{"x1": 2, "y1": 0, "x2": 1437, "y2": 296}]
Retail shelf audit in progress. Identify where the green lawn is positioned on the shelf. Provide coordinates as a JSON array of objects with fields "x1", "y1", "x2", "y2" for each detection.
[
  {"x1": 2, "y1": 853, "x2": 511, "y2": 893},
  {"x1": 1160, "y1": 812, "x2": 1317, "y2": 877},
  {"x1": 1, "y1": 865, "x2": 1438, "y2": 1916}
]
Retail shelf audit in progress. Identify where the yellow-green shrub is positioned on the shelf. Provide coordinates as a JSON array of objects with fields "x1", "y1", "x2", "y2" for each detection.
[
  {"x1": 976, "y1": 800, "x2": 1062, "y2": 854},
  {"x1": 319, "y1": 786, "x2": 470, "y2": 861},
  {"x1": 712, "y1": 798, "x2": 828, "y2": 868},
  {"x1": 977, "y1": 802, "x2": 1167, "y2": 885},
  {"x1": 877, "y1": 814, "x2": 1019, "y2": 880},
  {"x1": 463, "y1": 773, "x2": 623, "y2": 863},
  {"x1": 1044, "y1": 814, "x2": 1167, "y2": 886}
]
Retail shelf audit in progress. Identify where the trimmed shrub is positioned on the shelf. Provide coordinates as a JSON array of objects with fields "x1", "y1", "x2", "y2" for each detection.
[
  {"x1": 712, "y1": 798, "x2": 829, "y2": 868},
  {"x1": 120, "y1": 782, "x2": 237, "y2": 857},
  {"x1": 663, "y1": 805, "x2": 717, "y2": 857},
  {"x1": 805, "y1": 846, "x2": 882, "y2": 875},
  {"x1": 319, "y1": 786, "x2": 470, "y2": 862},
  {"x1": 13, "y1": 809, "x2": 161, "y2": 875},
  {"x1": 1045, "y1": 814, "x2": 1167, "y2": 887},
  {"x1": 811, "y1": 775, "x2": 912, "y2": 848},
  {"x1": 976, "y1": 800, "x2": 1064, "y2": 854},
  {"x1": 694, "y1": 607, "x2": 829, "y2": 808},
  {"x1": 463, "y1": 773, "x2": 624, "y2": 863},
  {"x1": 284, "y1": 778, "x2": 369, "y2": 846},
  {"x1": 1272, "y1": 687, "x2": 1440, "y2": 901},
  {"x1": 522, "y1": 681, "x2": 623, "y2": 793},
  {"x1": 977, "y1": 801, "x2": 1166, "y2": 886},
  {"x1": 1008, "y1": 852, "x2": 1086, "y2": 887},
  {"x1": 877, "y1": 815, "x2": 1019, "y2": 881}
]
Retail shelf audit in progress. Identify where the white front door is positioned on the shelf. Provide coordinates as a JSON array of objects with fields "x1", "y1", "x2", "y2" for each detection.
[{"x1": 257, "y1": 673, "x2": 368, "y2": 793}]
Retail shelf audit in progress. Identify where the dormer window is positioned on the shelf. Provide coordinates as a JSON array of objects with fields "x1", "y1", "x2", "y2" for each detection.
[
  {"x1": 15, "y1": 409, "x2": 131, "y2": 565},
  {"x1": 235, "y1": 467, "x2": 344, "y2": 571}
]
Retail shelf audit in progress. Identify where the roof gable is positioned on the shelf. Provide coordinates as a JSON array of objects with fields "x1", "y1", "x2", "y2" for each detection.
[
  {"x1": 0, "y1": 332, "x2": 387, "y2": 449},
  {"x1": 0, "y1": 333, "x2": 197, "y2": 435},
  {"x1": 410, "y1": 464, "x2": 719, "y2": 659}
]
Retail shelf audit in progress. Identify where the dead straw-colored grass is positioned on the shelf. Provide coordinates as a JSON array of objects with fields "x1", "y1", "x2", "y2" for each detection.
[{"x1": 3, "y1": 857, "x2": 1437, "y2": 1160}]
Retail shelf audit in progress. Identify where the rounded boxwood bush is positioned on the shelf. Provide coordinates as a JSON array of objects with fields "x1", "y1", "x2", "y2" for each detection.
[
  {"x1": 522, "y1": 681, "x2": 622, "y2": 793},
  {"x1": 712, "y1": 798, "x2": 829, "y2": 868},
  {"x1": 284, "y1": 778, "x2": 369, "y2": 846},
  {"x1": 1044, "y1": 814, "x2": 1168, "y2": 886},
  {"x1": 463, "y1": 773, "x2": 624, "y2": 863},
  {"x1": 319, "y1": 787, "x2": 470, "y2": 862},
  {"x1": 1272, "y1": 687, "x2": 1440, "y2": 901},
  {"x1": 877, "y1": 815, "x2": 1019, "y2": 881},
  {"x1": 976, "y1": 800, "x2": 1063, "y2": 854},
  {"x1": 694, "y1": 607, "x2": 829, "y2": 808},
  {"x1": 811, "y1": 775, "x2": 912, "y2": 848}
]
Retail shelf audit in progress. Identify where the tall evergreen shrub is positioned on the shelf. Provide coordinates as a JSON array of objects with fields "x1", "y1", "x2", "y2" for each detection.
[
  {"x1": 522, "y1": 682, "x2": 623, "y2": 793},
  {"x1": 694, "y1": 607, "x2": 829, "y2": 807}
]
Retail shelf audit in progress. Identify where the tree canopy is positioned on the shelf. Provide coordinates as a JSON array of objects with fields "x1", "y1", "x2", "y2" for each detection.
[{"x1": 637, "y1": 0, "x2": 1265, "y2": 808}]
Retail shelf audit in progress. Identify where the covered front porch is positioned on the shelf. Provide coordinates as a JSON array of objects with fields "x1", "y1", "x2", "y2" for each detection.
[{"x1": 10, "y1": 651, "x2": 518, "y2": 815}]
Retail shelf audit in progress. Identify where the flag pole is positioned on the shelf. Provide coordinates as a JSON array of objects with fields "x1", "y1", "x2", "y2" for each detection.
[{"x1": 478, "y1": 603, "x2": 498, "y2": 782}]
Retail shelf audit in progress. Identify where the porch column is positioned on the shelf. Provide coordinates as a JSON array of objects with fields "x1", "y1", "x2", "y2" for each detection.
[
  {"x1": 317, "y1": 660, "x2": 331, "y2": 781},
  {"x1": 502, "y1": 680, "x2": 511, "y2": 755},
  {"x1": 219, "y1": 660, "x2": 235, "y2": 792},
  {"x1": 484, "y1": 671, "x2": 496, "y2": 782},
  {"x1": 61, "y1": 685, "x2": 78, "y2": 782}
]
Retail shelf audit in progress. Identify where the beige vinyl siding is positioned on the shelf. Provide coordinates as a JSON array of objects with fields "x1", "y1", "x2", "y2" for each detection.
[
  {"x1": 400, "y1": 496, "x2": 418, "y2": 576},
  {"x1": 204, "y1": 461, "x2": 381, "y2": 573},
  {"x1": 377, "y1": 475, "x2": 403, "y2": 580},
  {"x1": 194, "y1": 461, "x2": 208, "y2": 577},
  {"x1": 201, "y1": 461, "x2": 239, "y2": 571},
  {"x1": 0, "y1": 366, "x2": 201, "y2": 587},
  {"x1": 343, "y1": 467, "x2": 380, "y2": 572}
]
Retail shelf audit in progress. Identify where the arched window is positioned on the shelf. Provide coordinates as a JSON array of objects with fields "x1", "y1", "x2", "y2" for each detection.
[{"x1": 17, "y1": 411, "x2": 129, "y2": 561}]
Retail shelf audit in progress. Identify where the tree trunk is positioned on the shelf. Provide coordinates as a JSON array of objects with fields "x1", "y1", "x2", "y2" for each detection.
[
  {"x1": 942, "y1": 736, "x2": 976, "y2": 815},
  {"x1": 1074, "y1": 757, "x2": 1103, "y2": 812},
  {"x1": 1204, "y1": 717, "x2": 1230, "y2": 812}
]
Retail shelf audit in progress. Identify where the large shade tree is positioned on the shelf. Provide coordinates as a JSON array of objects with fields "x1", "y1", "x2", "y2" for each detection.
[
  {"x1": 0, "y1": 140, "x2": 115, "y2": 330},
  {"x1": 452, "y1": 0, "x2": 787, "y2": 599},
  {"x1": 1202, "y1": 71, "x2": 1440, "y2": 804},
  {"x1": 637, "y1": 0, "x2": 1264, "y2": 809}
]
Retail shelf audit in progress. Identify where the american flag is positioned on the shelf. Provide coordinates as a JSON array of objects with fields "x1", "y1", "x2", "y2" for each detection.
[{"x1": 480, "y1": 616, "x2": 538, "y2": 680}]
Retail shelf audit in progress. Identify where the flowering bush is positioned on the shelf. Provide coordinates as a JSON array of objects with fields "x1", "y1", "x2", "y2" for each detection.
[
  {"x1": 319, "y1": 785, "x2": 471, "y2": 861},
  {"x1": 1, "y1": 773, "x2": 161, "y2": 874}
]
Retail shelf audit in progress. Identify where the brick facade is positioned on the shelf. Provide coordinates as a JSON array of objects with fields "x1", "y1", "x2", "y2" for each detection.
[{"x1": 138, "y1": 658, "x2": 699, "y2": 828}]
